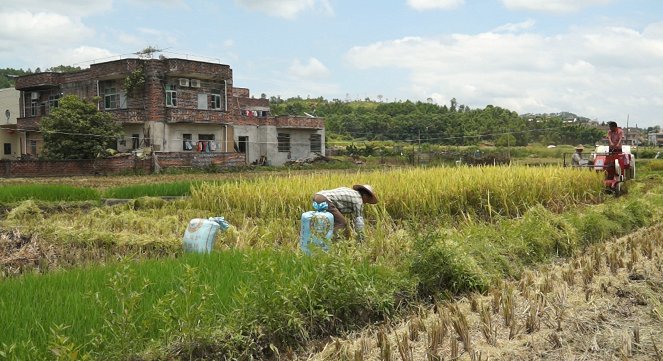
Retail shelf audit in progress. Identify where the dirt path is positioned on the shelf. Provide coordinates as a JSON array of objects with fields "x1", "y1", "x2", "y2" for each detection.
[{"x1": 298, "y1": 224, "x2": 663, "y2": 361}]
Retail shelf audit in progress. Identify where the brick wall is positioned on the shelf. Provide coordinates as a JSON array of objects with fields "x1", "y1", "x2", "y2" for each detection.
[
  {"x1": 154, "y1": 152, "x2": 245, "y2": 169},
  {"x1": 0, "y1": 152, "x2": 245, "y2": 177},
  {"x1": 0, "y1": 155, "x2": 151, "y2": 177}
]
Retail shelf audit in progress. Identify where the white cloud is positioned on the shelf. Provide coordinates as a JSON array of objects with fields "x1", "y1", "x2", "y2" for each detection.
[
  {"x1": 0, "y1": 11, "x2": 93, "y2": 52},
  {"x1": 54, "y1": 46, "x2": 117, "y2": 68},
  {"x1": 492, "y1": 19, "x2": 536, "y2": 33},
  {"x1": 500, "y1": 0, "x2": 613, "y2": 13},
  {"x1": 345, "y1": 23, "x2": 663, "y2": 125},
  {"x1": 288, "y1": 57, "x2": 330, "y2": 79},
  {"x1": 407, "y1": 0, "x2": 465, "y2": 11},
  {"x1": 2, "y1": 0, "x2": 111, "y2": 17},
  {"x1": 234, "y1": 0, "x2": 333, "y2": 19}
]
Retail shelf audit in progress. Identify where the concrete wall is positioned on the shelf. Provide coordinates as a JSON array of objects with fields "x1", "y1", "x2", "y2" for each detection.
[
  {"x1": 254, "y1": 126, "x2": 324, "y2": 166},
  {"x1": 162, "y1": 123, "x2": 232, "y2": 153},
  {"x1": 0, "y1": 88, "x2": 20, "y2": 159},
  {"x1": 232, "y1": 125, "x2": 260, "y2": 164}
]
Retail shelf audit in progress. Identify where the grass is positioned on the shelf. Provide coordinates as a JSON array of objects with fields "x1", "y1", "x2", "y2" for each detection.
[
  {"x1": 0, "y1": 184, "x2": 100, "y2": 203},
  {"x1": 0, "y1": 250, "x2": 410, "y2": 360},
  {"x1": 101, "y1": 180, "x2": 206, "y2": 199}
]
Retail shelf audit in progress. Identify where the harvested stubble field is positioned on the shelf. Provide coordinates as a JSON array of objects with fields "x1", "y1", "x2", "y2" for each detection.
[{"x1": 297, "y1": 224, "x2": 663, "y2": 361}]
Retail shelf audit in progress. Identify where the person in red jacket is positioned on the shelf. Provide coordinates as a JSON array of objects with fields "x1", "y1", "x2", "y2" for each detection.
[{"x1": 607, "y1": 121, "x2": 624, "y2": 152}]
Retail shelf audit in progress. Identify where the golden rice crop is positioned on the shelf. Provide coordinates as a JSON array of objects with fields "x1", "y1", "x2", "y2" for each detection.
[{"x1": 190, "y1": 165, "x2": 605, "y2": 222}]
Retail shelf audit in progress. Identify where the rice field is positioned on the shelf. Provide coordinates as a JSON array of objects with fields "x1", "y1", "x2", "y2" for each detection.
[{"x1": 1, "y1": 164, "x2": 658, "y2": 360}]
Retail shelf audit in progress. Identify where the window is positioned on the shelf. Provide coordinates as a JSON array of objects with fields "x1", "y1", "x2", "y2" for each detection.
[
  {"x1": 210, "y1": 89, "x2": 222, "y2": 110},
  {"x1": 3, "y1": 143, "x2": 11, "y2": 155},
  {"x1": 277, "y1": 133, "x2": 290, "y2": 153},
  {"x1": 31, "y1": 100, "x2": 37, "y2": 116},
  {"x1": 131, "y1": 134, "x2": 140, "y2": 150},
  {"x1": 166, "y1": 84, "x2": 177, "y2": 107},
  {"x1": 197, "y1": 134, "x2": 216, "y2": 152},
  {"x1": 310, "y1": 134, "x2": 322, "y2": 153},
  {"x1": 104, "y1": 86, "x2": 119, "y2": 109},
  {"x1": 29, "y1": 140, "x2": 37, "y2": 155},
  {"x1": 183, "y1": 134, "x2": 193, "y2": 151},
  {"x1": 197, "y1": 93, "x2": 208, "y2": 109},
  {"x1": 48, "y1": 94, "x2": 60, "y2": 110},
  {"x1": 238, "y1": 136, "x2": 248, "y2": 153}
]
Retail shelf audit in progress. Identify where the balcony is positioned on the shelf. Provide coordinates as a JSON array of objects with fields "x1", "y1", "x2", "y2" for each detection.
[
  {"x1": 165, "y1": 107, "x2": 227, "y2": 124},
  {"x1": 269, "y1": 116, "x2": 324, "y2": 130},
  {"x1": 15, "y1": 73, "x2": 62, "y2": 90},
  {"x1": 106, "y1": 108, "x2": 147, "y2": 124}
]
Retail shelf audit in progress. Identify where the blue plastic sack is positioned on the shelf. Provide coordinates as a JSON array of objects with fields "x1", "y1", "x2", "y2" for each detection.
[
  {"x1": 182, "y1": 217, "x2": 230, "y2": 253},
  {"x1": 300, "y1": 202, "x2": 333, "y2": 255}
]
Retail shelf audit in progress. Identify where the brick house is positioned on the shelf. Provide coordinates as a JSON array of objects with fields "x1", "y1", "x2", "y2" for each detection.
[{"x1": 11, "y1": 57, "x2": 324, "y2": 167}]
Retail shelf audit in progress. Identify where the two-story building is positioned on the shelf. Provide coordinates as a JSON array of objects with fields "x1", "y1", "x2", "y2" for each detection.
[{"x1": 11, "y1": 57, "x2": 324, "y2": 166}]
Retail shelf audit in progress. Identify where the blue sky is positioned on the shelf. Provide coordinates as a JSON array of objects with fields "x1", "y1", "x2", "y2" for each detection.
[{"x1": 2, "y1": 0, "x2": 663, "y2": 128}]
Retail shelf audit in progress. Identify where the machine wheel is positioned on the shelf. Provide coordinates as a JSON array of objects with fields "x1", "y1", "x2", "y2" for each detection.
[
  {"x1": 614, "y1": 181, "x2": 628, "y2": 196},
  {"x1": 614, "y1": 159, "x2": 622, "y2": 179}
]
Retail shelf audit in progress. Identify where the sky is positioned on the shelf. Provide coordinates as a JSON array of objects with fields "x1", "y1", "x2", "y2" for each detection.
[{"x1": 1, "y1": 0, "x2": 663, "y2": 128}]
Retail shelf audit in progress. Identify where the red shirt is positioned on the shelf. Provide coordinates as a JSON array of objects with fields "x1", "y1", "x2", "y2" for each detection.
[{"x1": 608, "y1": 127, "x2": 624, "y2": 147}]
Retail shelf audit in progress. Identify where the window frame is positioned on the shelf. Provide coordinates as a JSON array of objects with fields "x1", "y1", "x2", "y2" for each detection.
[
  {"x1": 48, "y1": 94, "x2": 60, "y2": 110},
  {"x1": 183, "y1": 133, "x2": 193, "y2": 151},
  {"x1": 210, "y1": 89, "x2": 222, "y2": 110},
  {"x1": 277, "y1": 133, "x2": 291, "y2": 153},
  {"x1": 103, "y1": 86, "x2": 119, "y2": 110},
  {"x1": 131, "y1": 134, "x2": 140, "y2": 150},
  {"x1": 166, "y1": 84, "x2": 177, "y2": 107},
  {"x1": 310, "y1": 133, "x2": 322, "y2": 153}
]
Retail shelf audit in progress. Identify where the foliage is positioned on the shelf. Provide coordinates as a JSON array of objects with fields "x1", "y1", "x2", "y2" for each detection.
[
  {"x1": 410, "y1": 233, "x2": 490, "y2": 296},
  {"x1": 270, "y1": 97, "x2": 606, "y2": 147},
  {"x1": 44, "y1": 65, "x2": 82, "y2": 73},
  {"x1": 123, "y1": 67, "x2": 145, "y2": 94},
  {"x1": 40, "y1": 95, "x2": 123, "y2": 160},
  {"x1": 0, "y1": 68, "x2": 31, "y2": 89}
]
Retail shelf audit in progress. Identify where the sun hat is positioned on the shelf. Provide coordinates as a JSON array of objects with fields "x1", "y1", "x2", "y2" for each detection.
[
  {"x1": 575, "y1": 144, "x2": 584, "y2": 150},
  {"x1": 352, "y1": 184, "x2": 378, "y2": 204}
]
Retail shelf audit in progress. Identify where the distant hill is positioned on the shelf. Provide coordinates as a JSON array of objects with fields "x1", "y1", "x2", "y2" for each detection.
[{"x1": 0, "y1": 65, "x2": 82, "y2": 89}]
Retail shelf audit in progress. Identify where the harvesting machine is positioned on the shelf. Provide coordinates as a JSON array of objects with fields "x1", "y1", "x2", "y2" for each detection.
[{"x1": 592, "y1": 145, "x2": 635, "y2": 196}]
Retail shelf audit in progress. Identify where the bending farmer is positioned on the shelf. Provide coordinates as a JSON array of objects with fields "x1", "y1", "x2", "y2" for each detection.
[{"x1": 312, "y1": 184, "x2": 378, "y2": 240}]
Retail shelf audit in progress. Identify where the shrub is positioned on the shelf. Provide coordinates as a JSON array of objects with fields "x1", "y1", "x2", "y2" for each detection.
[{"x1": 409, "y1": 233, "x2": 489, "y2": 297}]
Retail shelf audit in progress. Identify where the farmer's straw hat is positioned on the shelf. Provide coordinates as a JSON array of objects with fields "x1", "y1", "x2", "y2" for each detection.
[
  {"x1": 353, "y1": 184, "x2": 378, "y2": 204},
  {"x1": 575, "y1": 144, "x2": 584, "y2": 150}
]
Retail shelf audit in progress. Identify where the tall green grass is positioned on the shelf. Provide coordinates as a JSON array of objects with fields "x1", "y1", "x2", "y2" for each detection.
[
  {"x1": 101, "y1": 180, "x2": 206, "y2": 199},
  {"x1": 0, "y1": 184, "x2": 100, "y2": 202},
  {"x1": 0, "y1": 250, "x2": 410, "y2": 360}
]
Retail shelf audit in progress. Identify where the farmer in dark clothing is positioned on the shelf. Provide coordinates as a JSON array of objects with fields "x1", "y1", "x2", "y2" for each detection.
[{"x1": 312, "y1": 184, "x2": 378, "y2": 240}]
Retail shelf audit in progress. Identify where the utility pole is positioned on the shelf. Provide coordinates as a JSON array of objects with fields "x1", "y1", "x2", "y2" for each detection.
[
  {"x1": 625, "y1": 114, "x2": 630, "y2": 146},
  {"x1": 418, "y1": 128, "x2": 421, "y2": 165}
]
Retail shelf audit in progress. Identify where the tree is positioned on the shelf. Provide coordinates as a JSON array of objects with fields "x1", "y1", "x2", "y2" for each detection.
[
  {"x1": 40, "y1": 95, "x2": 123, "y2": 160},
  {"x1": 45, "y1": 65, "x2": 82, "y2": 73}
]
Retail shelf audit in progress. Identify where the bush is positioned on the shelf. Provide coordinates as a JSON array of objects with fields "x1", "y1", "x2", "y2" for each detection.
[{"x1": 409, "y1": 233, "x2": 489, "y2": 297}]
